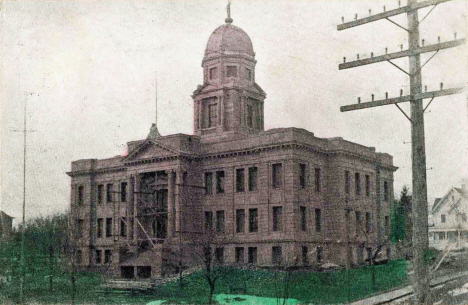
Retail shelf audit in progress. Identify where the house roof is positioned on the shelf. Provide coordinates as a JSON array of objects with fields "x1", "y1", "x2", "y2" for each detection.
[
  {"x1": 432, "y1": 187, "x2": 468, "y2": 213},
  {"x1": 0, "y1": 211, "x2": 13, "y2": 220},
  {"x1": 454, "y1": 188, "x2": 468, "y2": 199}
]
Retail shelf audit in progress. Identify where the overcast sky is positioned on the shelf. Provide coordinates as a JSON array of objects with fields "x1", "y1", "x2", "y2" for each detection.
[{"x1": 1, "y1": 0, "x2": 467, "y2": 222}]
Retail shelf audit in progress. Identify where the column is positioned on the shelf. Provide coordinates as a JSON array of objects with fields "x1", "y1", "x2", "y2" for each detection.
[
  {"x1": 167, "y1": 170, "x2": 175, "y2": 237},
  {"x1": 175, "y1": 169, "x2": 182, "y2": 235},
  {"x1": 133, "y1": 174, "x2": 140, "y2": 242},
  {"x1": 128, "y1": 175, "x2": 134, "y2": 240}
]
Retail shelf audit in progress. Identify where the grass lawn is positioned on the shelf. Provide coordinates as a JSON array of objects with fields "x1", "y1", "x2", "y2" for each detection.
[
  {"x1": 1, "y1": 260, "x2": 407, "y2": 304},
  {"x1": 152, "y1": 259, "x2": 407, "y2": 304}
]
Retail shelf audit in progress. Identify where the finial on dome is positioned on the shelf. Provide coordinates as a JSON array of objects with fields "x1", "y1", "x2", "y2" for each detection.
[{"x1": 225, "y1": 1, "x2": 233, "y2": 23}]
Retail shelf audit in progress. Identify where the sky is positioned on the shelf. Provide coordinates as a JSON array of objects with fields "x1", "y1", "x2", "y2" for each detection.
[{"x1": 1, "y1": 0, "x2": 467, "y2": 222}]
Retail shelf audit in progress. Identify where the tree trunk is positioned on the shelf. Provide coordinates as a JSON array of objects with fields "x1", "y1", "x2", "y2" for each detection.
[
  {"x1": 371, "y1": 261, "x2": 376, "y2": 292},
  {"x1": 209, "y1": 282, "x2": 215, "y2": 305}
]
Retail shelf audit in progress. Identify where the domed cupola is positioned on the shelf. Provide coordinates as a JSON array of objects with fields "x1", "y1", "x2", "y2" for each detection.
[
  {"x1": 203, "y1": 23, "x2": 255, "y2": 63},
  {"x1": 192, "y1": 4, "x2": 266, "y2": 141}
]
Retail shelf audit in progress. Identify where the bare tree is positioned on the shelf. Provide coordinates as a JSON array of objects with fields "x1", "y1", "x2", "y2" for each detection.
[
  {"x1": 190, "y1": 228, "x2": 231, "y2": 305},
  {"x1": 360, "y1": 228, "x2": 391, "y2": 292},
  {"x1": 272, "y1": 256, "x2": 299, "y2": 305}
]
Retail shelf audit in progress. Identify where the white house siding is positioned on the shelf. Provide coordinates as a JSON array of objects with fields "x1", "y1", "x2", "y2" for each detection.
[{"x1": 429, "y1": 187, "x2": 468, "y2": 250}]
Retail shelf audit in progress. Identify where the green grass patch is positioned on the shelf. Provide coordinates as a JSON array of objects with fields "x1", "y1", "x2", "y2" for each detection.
[
  {"x1": 151, "y1": 259, "x2": 407, "y2": 304},
  {"x1": 1, "y1": 255, "x2": 406, "y2": 304}
]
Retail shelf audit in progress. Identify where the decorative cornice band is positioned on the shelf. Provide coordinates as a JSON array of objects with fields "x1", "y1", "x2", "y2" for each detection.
[{"x1": 68, "y1": 141, "x2": 396, "y2": 177}]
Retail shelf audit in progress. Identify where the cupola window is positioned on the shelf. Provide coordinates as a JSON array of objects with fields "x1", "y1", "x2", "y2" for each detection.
[
  {"x1": 246, "y1": 68, "x2": 252, "y2": 81},
  {"x1": 247, "y1": 104, "x2": 254, "y2": 128},
  {"x1": 226, "y1": 65, "x2": 237, "y2": 77},
  {"x1": 208, "y1": 104, "x2": 218, "y2": 127},
  {"x1": 209, "y1": 67, "x2": 218, "y2": 80}
]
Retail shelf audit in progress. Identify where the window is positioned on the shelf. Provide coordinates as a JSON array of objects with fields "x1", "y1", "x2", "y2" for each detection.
[
  {"x1": 104, "y1": 250, "x2": 111, "y2": 264},
  {"x1": 249, "y1": 208, "x2": 258, "y2": 232},
  {"x1": 205, "y1": 211, "x2": 213, "y2": 231},
  {"x1": 385, "y1": 216, "x2": 389, "y2": 235},
  {"x1": 441, "y1": 214, "x2": 446, "y2": 223},
  {"x1": 273, "y1": 206, "x2": 282, "y2": 232},
  {"x1": 216, "y1": 171, "x2": 225, "y2": 194},
  {"x1": 236, "y1": 209, "x2": 245, "y2": 233},
  {"x1": 300, "y1": 206, "x2": 307, "y2": 232},
  {"x1": 315, "y1": 208, "x2": 321, "y2": 233},
  {"x1": 208, "y1": 104, "x2": 218, "y2": 128},
  {"x1": 97, "y1": 185, "x2": 104, "y2": 205},
  {"x1": 205, "y1": 172, "x2": 213, "y2": 195},
  {"x1": 246, "y1": 68, "x2": 252, "y2": 81},
  {"x1": 215, "y1": 247, "x2": 224, "y2": 264},
  {"x1": 209, "y1": 67, "x2": 217, "y2": 80},
  {"x1": 365, "y1": 175, "x2": 370, "y2": 197},
  {"x1": 235, "y1": 247, "x2": 244, "y2": 264},
  {"x1": 384, "y1": 181, "x2": 389, "y2": 201},
  {"x1": 236, "y1": 169, "x2": 245, "y2": 192},
  {"x1": 216, "y1": 210, "x2": 225, "y2": 233},
  {"x1": 366, "y1": 248, "x2": 372, "y2": 260},
  {"x1": 151, "y1": 219, "x2": 157, "y2": 237},
  {"x1": 272, "y1": 246, "x2": 282, "y2": 265},
  {"x1": 316, "y1": 246, "x2": 323, "y2": 263},
  {"x1": 272, "y1": 163, "x2": 283, "y2": 188},
  {"x1": 366, "y1": 212, "x2": 372, "y2": 233},
  {"x1": 248, "y1": 247, "x2": 257, "y2": 264},
  {"x1": 76, "y1": 250, "x2": 82, "y2": 264},
  {"x1": 345, "y1": 171, "x2": 350, "y2": 194},
  {"x1": 247, "y1": 104, "x2": 254, "y2": 128},
  {"x1": 120, "y1": 217, "x2": 127, "y2": 237},
  {"x1": 226, "y1": 65, "x2": 237, "y2": 77},
  {"x1": 121, "y1": 182, "x2": 127, "y2": 202},
  {"x1": 302, "y1": 246, "x2": 309, "y2": 265},
  {"x1": 355, "y1": 211, "x2": 362, "y2": 235},
  {"x1": 106, "y1": 218, "x2": 112, "y2": 238},
  {"x1": 248, "y1": 167, "x2": 258, "y2": 191},
  {"x1": 106, "y1": 184, "x2": 113, "y2": 203},
  {"x1": 357, "y1": 246, "x2": 364, "y2": 263},
  {"x1": 78, "y1": 186, "x2": 84, "y2": 206},
  {"x1": 299, "y1": 163, "x2": 307, "y2": 188},
  {"x1": 95, "y1": 250, "x2": 102, "y2": 265},
  {"x1": 355, "y1": 173, "x2": 361, "y2": 196},
  {"x1": 439, "y1": 232, "x2": 445, "y2": 240},
  {"x1": 76, "y1": 219, "x2": 84, "y2": 238},
  {"x1": 315, "y1": 168, "x2": 321, "y2": 192},
  {"x1": 97, "y1": 218, "x2": 103, "y2": 238}
]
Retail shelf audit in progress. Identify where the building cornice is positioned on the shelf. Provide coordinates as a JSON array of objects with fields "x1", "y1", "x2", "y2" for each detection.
[
  {"x1": 66, "y1": 166, "x2": 127, "y2": 178},
  {"x1": 68, "y1": 140, "x2": 396, "y2": 177}
]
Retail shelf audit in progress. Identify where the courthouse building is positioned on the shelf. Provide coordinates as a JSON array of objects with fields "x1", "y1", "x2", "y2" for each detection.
[{"x1": 68, "y1": 14, "x2": 396, "y2": 279}]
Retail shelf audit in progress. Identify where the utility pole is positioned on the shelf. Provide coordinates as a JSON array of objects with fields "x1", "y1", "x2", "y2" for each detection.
[
  {"x1": 337, "y1": 1, "x2": 465, "y2": 303},
  {"x1": 10, "y1": 92, "x2": 36, "y2": 303}
]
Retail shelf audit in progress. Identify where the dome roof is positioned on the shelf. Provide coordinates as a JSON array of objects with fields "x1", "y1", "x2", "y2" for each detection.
[{"x1": 204, "y1": 23, "x2": 254, "y2": 59}]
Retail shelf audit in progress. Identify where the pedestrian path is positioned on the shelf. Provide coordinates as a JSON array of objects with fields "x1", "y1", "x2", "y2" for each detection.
[{"x1": 349, "y1": 270, "x2": 468, "y2": 305}]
